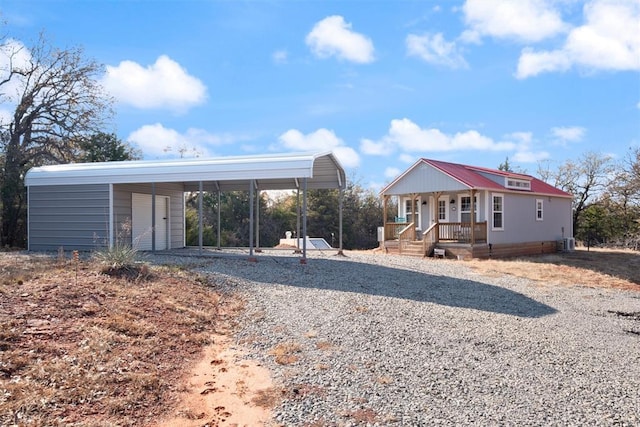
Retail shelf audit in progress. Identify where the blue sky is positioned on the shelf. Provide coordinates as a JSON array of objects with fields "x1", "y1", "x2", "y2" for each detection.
[{"x1": 2, "y1": 0, "x2": 639, "y2": 190}]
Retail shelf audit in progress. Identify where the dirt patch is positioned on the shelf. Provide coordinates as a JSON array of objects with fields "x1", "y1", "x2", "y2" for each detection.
[
  {"x1": 158, "y1": 334, "x2": 278, "y2": 427},
  {"x1": 0, "y1": 252, "x2": 277, "y2": 426}
]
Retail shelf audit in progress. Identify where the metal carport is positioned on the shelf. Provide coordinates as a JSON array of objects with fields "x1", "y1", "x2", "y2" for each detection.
[{"x1": 24, "y1": 151, "x2": 346, "y2": 262}]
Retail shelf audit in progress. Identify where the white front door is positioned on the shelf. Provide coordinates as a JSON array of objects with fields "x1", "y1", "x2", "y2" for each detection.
[
  {"x1": 437, "y1": 196, "x2": 450, "y2": 223},
  {"x1": 132, "y1": 193, "x2": 169, "y2": 250}
]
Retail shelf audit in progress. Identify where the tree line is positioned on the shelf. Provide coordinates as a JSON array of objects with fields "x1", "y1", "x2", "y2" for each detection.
[
  {"x1": 183, "y1": 182, "x2": 384, "y2": 250},
  {"x1": 0, "y1": 34, "x2": 637, "y2": 251}
]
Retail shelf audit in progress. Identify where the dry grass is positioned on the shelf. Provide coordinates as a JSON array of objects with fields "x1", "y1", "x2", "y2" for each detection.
[
  {"x1": 268, "y1": 341, "x2": 303, "y2": 365},
  {"x1": 467, "y1": 247, "x2": 640, "y2": 291},
  {"x1": 0, "y1": 253, "x2": 229, "y2": 426}
]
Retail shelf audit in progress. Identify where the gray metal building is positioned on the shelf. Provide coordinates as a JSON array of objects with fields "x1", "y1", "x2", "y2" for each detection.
[{"x1": 24, "y1": 151, "x2": 346, "y2": 259}]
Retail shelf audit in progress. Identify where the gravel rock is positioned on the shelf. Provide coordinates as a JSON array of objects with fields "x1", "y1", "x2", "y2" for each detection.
[{"x1": 151, "y1": 249, "x2": 640, "y2": 426}]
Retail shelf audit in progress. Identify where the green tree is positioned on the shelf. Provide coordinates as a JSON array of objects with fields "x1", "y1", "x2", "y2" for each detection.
[
  {"x1": 498, "y1": 156, "x2": 512, "y2": 172},
  {"x1": 0, "y1": 35, "x2": 110, "y2": 247},
  {"x1": 77, "y1": 132, "x2": 141, "y2": 162}
]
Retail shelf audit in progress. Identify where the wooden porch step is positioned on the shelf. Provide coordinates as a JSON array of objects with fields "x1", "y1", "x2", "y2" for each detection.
[{"x1": 385, "y1": 240, "x2": 425, "y2": 257}]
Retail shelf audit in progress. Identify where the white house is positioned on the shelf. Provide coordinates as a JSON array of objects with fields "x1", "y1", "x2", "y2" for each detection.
[{"x1": 380, "y1": 158, "x2": 574, "y2": 259}]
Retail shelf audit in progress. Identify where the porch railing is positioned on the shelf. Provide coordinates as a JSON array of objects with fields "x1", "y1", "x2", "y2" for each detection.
[
  {"x1": 383, "y1": 221, "x2": 487, "y2": 245},
  {"x1": 422, "y1": 223, "x2": 438, "y2": 256},
  {"x1": 438, "y1": 222, "x2": 487, "y2": 243},
  {"x1": 384, "y1": 221, "x2": 410, "y2": 240},
  {"x1": 397, "y1": 222, "x2": 415, "y2": 254}
]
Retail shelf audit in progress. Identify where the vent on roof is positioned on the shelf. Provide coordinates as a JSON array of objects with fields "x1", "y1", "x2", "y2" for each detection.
[{"x1": 505, "y1": 177, "x2": 531, "y2": 190}]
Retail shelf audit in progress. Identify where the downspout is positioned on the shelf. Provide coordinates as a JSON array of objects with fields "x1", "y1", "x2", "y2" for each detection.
[{"x1": 108, "y1": 184, "x2": 114, "y2": 249}]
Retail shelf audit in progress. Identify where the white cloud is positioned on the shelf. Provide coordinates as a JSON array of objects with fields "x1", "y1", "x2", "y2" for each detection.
[
  {"x1": 382, "y1": 118, "x2": 516, "y2": 153},
  {"x1": 102, "y1": 55, "x2": 207, "y2": 112},
  {"x1": 406, "y1": 33, "x2": 468, "y2": 69},
  {"x1": 305, "y1": 15, "x2": 375, "y2": 63},
  {"x1": 360, "y1": 138, "x2": 393, "y2": 156},
  {"x1": 0, "y1": 39, "x2": 33, "y2": 102},
  {"x1": 516, "y1": 48, "x2": 572, "y2": 78},
  {"x1": 516, "y1": 0, "x2": 640, "y2": 78},
  {"x1": 513, "y1": 150, "x2": 550, "y2": 163},
  {"x1": 0, "y1": 108, "x2": 13, "y2": 127},
  {"x1": 277, "y1": 128, "x2": 360, "y2": 168},
  {"x1": 462, "y1": 0, "x2": 567, "y2": 43},
  {"x1": 127, "y1": 123, "x2": 248, "y2": 158},
  {"x1": 384, "y1": 167, "x2": 401, "y2": 178},
  {"x1": 551, "y1": 126, "x2": 586, "y2": 143},
  {"x1": 272, "y1": 49, "x2": 288, "y2": 64},
  {"x1": 399, "y1": 153, "x2": 415, "y2": 163}
]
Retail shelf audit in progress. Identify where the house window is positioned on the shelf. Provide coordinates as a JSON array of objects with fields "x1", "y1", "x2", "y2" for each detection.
[
  {"x1": 492, "y1": 194, "x2": 504, "y2": 230},
  {"x1": 460, "y1": 195, "x2": 477, "y2": 223},
  {"x1": 536, "y1": 199, "x2": 543, "y2": 221},
  {"x1": 438, "y1": 199, "x2": 447, "y2": 221},
  {"x1": 404, "y1": 198, "x2": 420, "y2": 225}
]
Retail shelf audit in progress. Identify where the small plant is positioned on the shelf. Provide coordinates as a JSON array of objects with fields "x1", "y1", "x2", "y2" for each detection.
[{"x1": 92, "y1": 219, "x2": 150, "y2": 281}]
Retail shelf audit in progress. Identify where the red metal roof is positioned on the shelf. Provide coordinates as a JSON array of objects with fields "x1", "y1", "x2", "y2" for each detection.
[{"x1": 421, "y1": 158, "x2": 572, "y2": 197}]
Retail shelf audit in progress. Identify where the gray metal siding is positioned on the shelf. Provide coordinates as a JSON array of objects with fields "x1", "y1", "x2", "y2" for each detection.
[
  {"x1": 28, "y1": 184, "x2": 110, "y2": 251},
  {"x1": 113, "y1": 183, "x2": 185, "y2": 249},
  {"x1": 384, "y1": 163, "x2": 468, "y2": 195},
  {"x1": 487, "y1": 193, "x2": 572, "y2": 244}
]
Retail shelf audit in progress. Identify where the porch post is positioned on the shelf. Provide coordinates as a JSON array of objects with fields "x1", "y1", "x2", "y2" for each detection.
[
  {"x1": 471, "y1": 189, "x2": 476, "y2": 245},
  {"x1": 382, "y1": 195, "x2": 388, "y2": 245},
  {"x1": 434, "y1": 191, "x2": 441, "y2": 242}
]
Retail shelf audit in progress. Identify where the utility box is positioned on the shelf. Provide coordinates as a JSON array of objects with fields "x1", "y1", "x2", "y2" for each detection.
[{"x1": 377, "y1": 226, "x2": 384, "y2": 242}]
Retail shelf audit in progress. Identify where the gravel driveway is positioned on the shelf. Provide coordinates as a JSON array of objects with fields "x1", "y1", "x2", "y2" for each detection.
[{"x1": 157, "y1": 249, "x2": 640, "y2": 426}]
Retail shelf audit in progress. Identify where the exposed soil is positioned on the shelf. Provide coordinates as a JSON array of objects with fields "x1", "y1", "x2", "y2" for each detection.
[{"x1": 0, "y1": 252, "x2": 275, "y2": 426}]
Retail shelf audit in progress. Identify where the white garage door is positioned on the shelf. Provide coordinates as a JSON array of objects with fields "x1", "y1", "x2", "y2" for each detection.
[{"x1": 132, "y1": 193, "x2": 169, "y2": 250}]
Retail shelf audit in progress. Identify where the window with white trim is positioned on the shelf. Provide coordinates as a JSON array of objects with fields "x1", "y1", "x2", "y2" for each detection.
[
  {"x1": 536, "y1": 199, "x2": 544, "y2": 221},
  {"x1": 492, "y1": 194, "x2": 504, "y2": 230},
  {"x1": 404, "y1": 198, "x2": 420, "y2": 225},
  {"x1": 459, "y1": 195, "x2": 478, "y2": 223}
]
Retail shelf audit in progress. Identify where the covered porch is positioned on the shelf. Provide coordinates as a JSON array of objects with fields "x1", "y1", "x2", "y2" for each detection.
[{"x1": 380, "y1": 190, "x2": 488, "y2": 258}]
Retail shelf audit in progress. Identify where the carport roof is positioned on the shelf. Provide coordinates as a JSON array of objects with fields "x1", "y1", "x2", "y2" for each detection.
[{"x1": 24, "y1": 151, "x2": 346, "y2": 191}]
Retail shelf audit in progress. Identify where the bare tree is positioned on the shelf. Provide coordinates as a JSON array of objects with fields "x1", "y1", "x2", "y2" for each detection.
[
  {"x1": 538, "y1": 152, "x2": 613, "y2": 227},
  {"x1": 0, "y1": 34, "x2": 112, "y2": 247}
]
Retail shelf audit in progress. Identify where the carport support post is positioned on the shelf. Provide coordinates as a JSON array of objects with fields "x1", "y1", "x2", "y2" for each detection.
[
  {"x1": 295, "y1": 188, "x2": 301, "y2": 253},
  {"x1": 255, "y1": 185, "x2": 261, "y2": 252},
  {"x1": 151, "y1": 183, "x2": 156, "y2": 252},
  {"x1": 337, "y1": 187, "x2": 344, "y2": 256},
  {"x1": 216, "y1": 190, "x2": 221, "y2": 250},
  {"x1": 248, "y1": 180, "x2": 257, "y2": 262},
  {"x1": 301, "y1": 178, "x2": 307, "y2": 264},
  {"x1": 198, "y1": 181, "x2": 203, "y2": 255}
]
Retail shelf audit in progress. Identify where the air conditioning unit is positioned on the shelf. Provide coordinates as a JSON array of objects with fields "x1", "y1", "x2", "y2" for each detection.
[{"x1": 563, "y1": 237, "x2": 575, "y2": 252}]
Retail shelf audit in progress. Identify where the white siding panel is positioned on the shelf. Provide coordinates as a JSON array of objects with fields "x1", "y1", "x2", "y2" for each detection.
[{"x1": 383, "y1": 163, "x2": 468, "y2": 195}]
